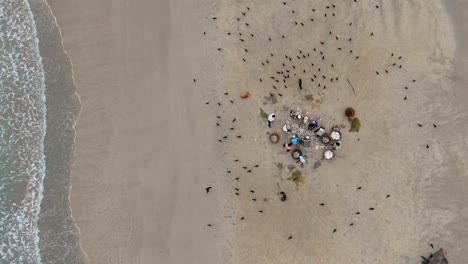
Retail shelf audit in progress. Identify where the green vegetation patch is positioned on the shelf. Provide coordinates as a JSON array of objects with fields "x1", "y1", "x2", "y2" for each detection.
[
  {"x1": 288, "y1": 170, "x2": 304, "y2": 186},
  {"x1": 348, "y1": 117, "x2": 361, "y2": 132}
]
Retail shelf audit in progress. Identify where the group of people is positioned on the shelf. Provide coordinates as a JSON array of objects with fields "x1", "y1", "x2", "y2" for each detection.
[
  {"x1": 268, "y1": 111, "x2": 319, "y2": 131},
  {"x1": 267, "y1": 112, "x2": 315, "y2": 165}
]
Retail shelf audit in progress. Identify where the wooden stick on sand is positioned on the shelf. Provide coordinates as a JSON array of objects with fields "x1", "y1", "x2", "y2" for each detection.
[{"x1": 347, "y1": 78, "x2": 356, "y2": 95}]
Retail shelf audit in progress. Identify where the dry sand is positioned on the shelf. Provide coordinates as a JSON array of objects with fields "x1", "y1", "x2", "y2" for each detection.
[{"x1": 48, "y1": 0, "x2": 468, "y2": 263}]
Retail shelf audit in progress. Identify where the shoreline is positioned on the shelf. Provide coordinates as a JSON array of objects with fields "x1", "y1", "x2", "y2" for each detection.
[
  {"x1": 46, "y1": 0, "x2": 230, "y2": 263},
  {"x1": 29, "y1": 0, "x2": 86, "y2": 263}
]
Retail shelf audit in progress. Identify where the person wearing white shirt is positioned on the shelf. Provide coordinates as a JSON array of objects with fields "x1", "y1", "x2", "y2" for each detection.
[{"x1": 267, "y1": 113, "x2": 276, "y2": 128}]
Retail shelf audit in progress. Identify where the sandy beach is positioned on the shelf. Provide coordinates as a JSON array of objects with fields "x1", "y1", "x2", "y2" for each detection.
[{"x1": 46, "y1": 0, "x2": 468, "y2": 263}]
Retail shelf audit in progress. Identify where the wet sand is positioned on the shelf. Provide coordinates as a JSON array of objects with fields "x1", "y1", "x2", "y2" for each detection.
[
  {"x1": 48, "y1": 0, "x2": 468, "y2": 263},
  {"x1": 29, "y1": 0, "x2": 85, "y2": 263}
]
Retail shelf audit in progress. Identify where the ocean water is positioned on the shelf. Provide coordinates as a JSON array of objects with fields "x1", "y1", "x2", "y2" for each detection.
[{"x1": 0, "y1": 0, "x2": 47, "y2": 263}]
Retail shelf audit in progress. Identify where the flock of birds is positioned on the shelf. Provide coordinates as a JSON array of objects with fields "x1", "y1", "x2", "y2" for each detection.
[{"x1": 196, "y1": 0, "x2": 440, "y2": 261}]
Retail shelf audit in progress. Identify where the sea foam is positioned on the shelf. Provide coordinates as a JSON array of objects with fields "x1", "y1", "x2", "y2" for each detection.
[{"x1": 0, "y1": 0, "x2": 47, "y2": 263}]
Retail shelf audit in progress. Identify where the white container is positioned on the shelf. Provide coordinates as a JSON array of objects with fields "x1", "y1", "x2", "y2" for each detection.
[
  {"x1": 330, "y1": 130, "x2": 341, "y2": 141},
  {"x1": 315, "y1": 127, "x2": 326, "y2": 137},
  {"x1": 324, "y1": 150, "x2": 334, "y2": 160}
]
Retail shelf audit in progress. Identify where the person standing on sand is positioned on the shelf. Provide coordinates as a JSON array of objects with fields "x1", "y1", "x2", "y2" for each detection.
[
  {"x1": 308, "y1": 120, "x2": 318, "y2": 130},
  {"x1": 291, "y1": 135, "x2": 299, "y2": 146},
  {"x1": 267, "y1": 113, "x2": 276, "y2": 128},
  {"x1": 284, "y1": 142, "x2": 293, "y2": 152}
]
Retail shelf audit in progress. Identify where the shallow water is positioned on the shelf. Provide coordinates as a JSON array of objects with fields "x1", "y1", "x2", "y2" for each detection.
[{"x1": 0, "y1": 0, "x2": 46, "y2": 262}]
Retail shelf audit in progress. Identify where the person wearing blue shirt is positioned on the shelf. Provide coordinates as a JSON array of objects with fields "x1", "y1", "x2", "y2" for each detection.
[{"x1": 291, "y1": 135, "x2": 299, "y2": 146}]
